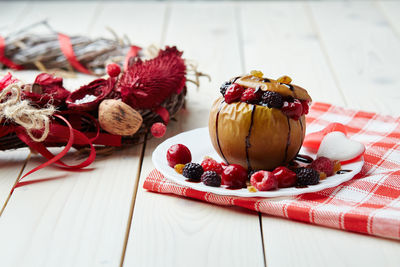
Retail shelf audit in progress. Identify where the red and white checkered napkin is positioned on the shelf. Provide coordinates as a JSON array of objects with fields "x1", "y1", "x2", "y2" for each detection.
[{"x1": 144, "y1": 102, "x2": 400, "y2": 240}]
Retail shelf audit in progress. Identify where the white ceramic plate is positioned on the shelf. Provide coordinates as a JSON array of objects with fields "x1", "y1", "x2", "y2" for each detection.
[{"x1": 152, "y1": 127, "x2": 364, "y2": 198}]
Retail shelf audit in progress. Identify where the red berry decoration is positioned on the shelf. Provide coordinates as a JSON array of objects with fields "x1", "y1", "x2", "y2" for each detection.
[
  {"x1": 166, "y1": 144, "x2": 192, "y2": 167},
  {"x1": 240, "y1": 88, "x2": 259, "y2": 103},
  {"x1": 151, "y1": 122, "x2": 167, "y2": 138},
  {"x1": 282, "y1": 99, "x2": 303, "y2": 120},
  {"x1": 272, "y1": 166, "x2": 297, "y2": 188},
  {"x1": 106, "y1": 63, "x2": 121, "y2": 77},
  {"x1": 224, "y1": 83, "x2": 244, "y2": 104},
  {"x1": 221, "y1": 164, "x2": 247, "y2": 188},
  {"x1": 201, "y1": 158, "x2": 223, "y2": 174},
  {"x1": 310, "y1": 156, "x2": 334, "y2": 176},
  {"x1": 250, "y1": 171, "x2": 278, "y2": 191}
]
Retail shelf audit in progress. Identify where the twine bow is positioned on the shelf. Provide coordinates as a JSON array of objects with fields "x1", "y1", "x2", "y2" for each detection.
[{"x1": 0, "y1": 83, "x2": 55, "y2": 142}]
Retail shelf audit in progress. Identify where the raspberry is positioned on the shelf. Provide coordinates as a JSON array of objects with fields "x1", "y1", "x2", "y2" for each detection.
[
  {"x1": 224, "y1": 83, "x2": 244, "y2": 104},
  {"x1": 166, "y1": 144, "x2": 192, "y2": 167},
  {"x1": 310, "y1": 157, "x2": 334, "y2": 176},
  {"x1": 182, "y1": 163, "x2": 204, "y2": 180},
  {"x1": 240, "y1": 88, "x2": 260, "y2": 103},
  {"x1": 301, "y1": 100, "x2": 309, "y2": 115},
  {"x1": 201, "y1": 158, "x2": 223, "y2": 174},
  {"x1": 282, "y1": 99, "x2": 303, "y2": 120},
  {"x1": 272, "y1": 166, "x2": 297, "y2": 188},
  {"x1": 106, "y1": 63, "x2": 121, "y2": 77},
  {"x1": 220, "y1": 81, "x2": 232, "y2": 96},
  {"x1": 151, "y1": 122, "x2": 167, "y2": 138},
  {"x1": 201, "y1": 171, "x2": 221, "y2": 187},
  {"x1": 174, "y1": 164, "x2": 185, "y2": 174},
  {"x1": 261, "y1": 91, "x2": 283, "y2": 108},
  {"x1": 221, "y1": 164, "x2": 247, "y2": 188},
  {"x1": 295, "y1": 167, "x2": 320, "y2": 186},
  {"x1": 250, "y1": 171, "x2": 278, "y2": 191}
]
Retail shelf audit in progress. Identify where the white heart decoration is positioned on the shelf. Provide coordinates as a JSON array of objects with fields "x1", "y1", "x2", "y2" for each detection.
[{"x1": 317, "y1": 131, "x2": 365, "y2": 162}]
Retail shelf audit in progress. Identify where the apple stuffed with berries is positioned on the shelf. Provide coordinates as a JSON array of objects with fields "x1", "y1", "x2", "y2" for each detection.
[{"x1": 209, "y1": 71, "x2": 312, "y2": 171}]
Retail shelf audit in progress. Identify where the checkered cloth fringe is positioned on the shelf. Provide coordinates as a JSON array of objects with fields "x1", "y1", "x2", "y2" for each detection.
[{"x1": 144, "y1": 102, "x2": 400, "y2": 240}]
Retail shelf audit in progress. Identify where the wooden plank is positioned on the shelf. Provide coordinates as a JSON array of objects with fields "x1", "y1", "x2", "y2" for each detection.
[
  {"x1": 0, "y1": 1, "x2": 157, "y2": 267},
  {"x1": 123, "y1": 2, "x2": 265, "y2": 267},
  {"x1": 0, "y1": 147, "x2": 142, "y2": 267},
  {"x1": 91, "y1": 1, "x2": 167, "y2": 46},
  {"x1": 239, "y1": 1, "x2": 346, "y2": 107},
  {"x1": 0, "y1": 1, "x2": 30, "y2": 35},
  {"x1": 307, "y1": 1, "x2": 400, "y2": 115},
  {"x1": 16, "y1": 0, "x2": 101, "y2": 35},
  {"x1": 0, "y1": 1, "x2": 34, "y2": 210},
  {"x1": 377, "y1": 0, "x2": 400, "y2": 39},
  {"x1": 262, "y1": 217, "x2": 400, "y2": 267},
  {"x1": 238, "y1": 2, "x2": 400, "y2": 266}
]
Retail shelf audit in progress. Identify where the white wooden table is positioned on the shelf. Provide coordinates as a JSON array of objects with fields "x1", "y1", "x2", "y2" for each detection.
[{"x1": 0, "y1": 1, "x2": 400, "y2": 266}]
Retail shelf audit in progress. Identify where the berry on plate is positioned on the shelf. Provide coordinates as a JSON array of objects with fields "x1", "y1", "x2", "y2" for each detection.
[
  {"x1": 295, "y1": 167, "x2": 320, "y2": 186},
  {"x1": 182, "y1": 163, "x2": 204, "y2": 180},
  {"x1": 224, "y1": 83, "x2": 244, "y2": 104},
  {"x1": 201, "y1": 158, "x2": 223, "y2": 174},
  {"x1": 166, "y1": 144, "x2": 192, "y2": 167},
  {"x1": 272, "y1": 166, "x2": 297, "y2": 188},
  {"x1": 250, "y1": 170, "x2": 278, "y2": 191},
  {"x1": 310, "y1": 156, "x2": 334, "y2": 176},
  {"x1": 221, "y1": 164, "x2": 248, "y2": 188},
  {"x1": 201, "y1": 171, "x2": 221, "y2": 187},
  {"x1": 174, "y1": 164, "x2": 185, "y2": 174}
]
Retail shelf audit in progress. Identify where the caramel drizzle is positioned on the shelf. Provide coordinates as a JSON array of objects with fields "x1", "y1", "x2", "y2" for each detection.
[
  {"x1": 216, "y1": 100, "x2": 229, "y2": 164},
  {"x1": 283, "y1": 116, "x2": 291, "y2": 163},
  {"x1": 245, "y1": 105, "x2": 256, "y2": 171}
]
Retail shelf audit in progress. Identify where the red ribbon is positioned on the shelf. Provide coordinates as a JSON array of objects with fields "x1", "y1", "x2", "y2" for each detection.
[
  {"x1": 124, "y1": 45, "x2": 141, "y2": 70},
  {"x1": 6, "y1": 111, "x2": 123, "y2": 193},
  {"x1": 154, "y1": 106, "x2": 170, "y2": 124},
  {"x1": 58, "y1": 33, "x2": 92, "y2": 74},
  {"x1": 0, "y1": 36, "x2": 24, "y2": 70}
]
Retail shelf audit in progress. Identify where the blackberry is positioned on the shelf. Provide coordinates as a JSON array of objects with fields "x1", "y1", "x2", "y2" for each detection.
[
  {"x1": 201, "y1": 171, "x2": 221, "y2": 187},
  {"x1": 182, "y1": 163, "x2": 204, "y2": 180},
  {"x1": 220, "y1": 81, "x2": 232, "y2": 96},
  {"x1": 261, "y1": 91, "x2": 284, "y2": 108},
  {"x1": 295, "y1": 167, "x2": 320, "y2": 186}
]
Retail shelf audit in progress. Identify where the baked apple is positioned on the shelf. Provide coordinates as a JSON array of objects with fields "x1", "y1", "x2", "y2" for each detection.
[{"x1": 209, "y1": 72, "x2": 312, "y2": 171}]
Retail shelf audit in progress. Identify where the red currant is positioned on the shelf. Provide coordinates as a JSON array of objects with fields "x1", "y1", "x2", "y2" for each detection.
[
  {"x1": 221, "y1": 164, "x2": 247, "y2": 188},
  {"x1": 166, "y1": 144, "x2": 192, "y2": 168},
  {"x1": 272, "y1": 166, "x2": 297, "y2": 188}
]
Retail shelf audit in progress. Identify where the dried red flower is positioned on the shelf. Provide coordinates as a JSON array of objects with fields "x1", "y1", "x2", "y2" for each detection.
[
  {"x1": 118, "y1": 46, "x2": 186, "y2": 109},
  {"x1": 0, "y1": 72, "x2": 18, "y2": 90},
  {"x1": 23, "y1": 73, "x2": 70, "y2": 107},
  {"x1": 66, "y1": 78, "x2": 114, "y2": 111}
]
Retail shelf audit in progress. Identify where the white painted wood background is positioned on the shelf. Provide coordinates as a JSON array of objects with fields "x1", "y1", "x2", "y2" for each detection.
[{"x1": 0, "y1": 1, "x2": 399, "y2": 267}]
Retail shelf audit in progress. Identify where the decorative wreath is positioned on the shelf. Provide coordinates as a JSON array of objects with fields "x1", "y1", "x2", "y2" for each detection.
[{"x1": 0, "y1": 22, "x2": 208, "y2": 189}]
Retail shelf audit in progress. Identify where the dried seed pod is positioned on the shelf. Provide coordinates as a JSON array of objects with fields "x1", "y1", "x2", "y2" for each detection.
[{"x1": 98, "y1": 99, "x2": 143, "y2": 136}]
